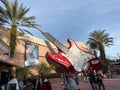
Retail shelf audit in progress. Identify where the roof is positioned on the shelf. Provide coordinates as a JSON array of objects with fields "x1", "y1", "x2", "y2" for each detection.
[
  {"x1": 18, "y1": 34, "x2": 57, "y2": 49},
  {"x1": 18, "y1": 34, "x2": 90, "y2": 52}
]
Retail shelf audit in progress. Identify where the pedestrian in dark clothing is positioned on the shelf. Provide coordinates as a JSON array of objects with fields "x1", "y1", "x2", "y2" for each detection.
[
  {"x1": 88, "y1": 67, "x2": 98, "y2": 90},
  {"x1": 36, "y1": 74, "x2": 52, "y2": 90},
  {"x1": 31, "y1": 75, "x2": 36, "y2": 90},
  {"x1": 0, "y1": 74, "x2": 9, "y2": 90},
  {"x1": 23, "y1": 76, "x2": 27, "y2": 86},
  {"x1": 60, "y1": 73, "x2": 67, "y2": 85},
  {"x1": 96, "y1": 71, "x2": 105, "y2": 90},
  {"x1": 23, "y1": 78, "x2": 34, "y2": 90}
]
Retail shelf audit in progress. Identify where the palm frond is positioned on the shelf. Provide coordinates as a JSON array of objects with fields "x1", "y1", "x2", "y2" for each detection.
[{"x1": 21, "y1": 29, "x2": 33, "y2": 35}]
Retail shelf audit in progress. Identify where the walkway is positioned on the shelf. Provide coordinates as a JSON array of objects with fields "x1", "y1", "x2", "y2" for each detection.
[{"x1": 51, "y1": 75, "x2": 120, "y2": 90}]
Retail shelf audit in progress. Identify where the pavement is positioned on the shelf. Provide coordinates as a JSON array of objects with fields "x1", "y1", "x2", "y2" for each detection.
[{"x1": 51, "y1": 75, "x2": 120, "y2": 90}]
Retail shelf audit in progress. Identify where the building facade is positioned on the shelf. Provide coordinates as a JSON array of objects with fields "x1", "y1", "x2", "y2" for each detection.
[{"x1": 0, "y1": 26, "x2": 91, "y2": 77}]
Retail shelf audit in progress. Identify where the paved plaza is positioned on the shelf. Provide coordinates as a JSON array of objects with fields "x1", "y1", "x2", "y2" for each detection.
[{"x1": 51, "y1": 75, "x2": 120, "y2": 90}]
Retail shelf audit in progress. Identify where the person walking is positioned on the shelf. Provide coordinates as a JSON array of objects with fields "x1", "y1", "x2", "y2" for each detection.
[
  {"x1": 60, "y1": 73, "x2": 67, "y2": 85},
  {"x1": 31, "y1": 75, "x2": 36, "y2": 90},
  {"x1": 0, "y1": 74, "x2": 9, "y2": 90},
  {"x1": 71, "y1": 73, "x2": 80, "y2": 90},
  {"x1": 88, "y1": 67, "x2": 98, "y2": 90},
  {"x1": 96, "y1": 71, "x2": 105, "y2": 90},
  {"x1": 6, "y1": 74, "x2": 19, "y2": 90},
  {"x1": 65, "y1": 73, "x2": 80, "y2": 90},
  {"x1": 23, "y1": 79, "x2": 34, "y2": 90},
  {"x1": 36, "y1": 74, "x2": 52, "y2": 90}
]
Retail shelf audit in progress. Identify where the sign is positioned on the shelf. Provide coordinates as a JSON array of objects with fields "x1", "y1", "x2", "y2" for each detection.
[{"x1": 25, "y1": 44, "x2": 38, "y2": 66}]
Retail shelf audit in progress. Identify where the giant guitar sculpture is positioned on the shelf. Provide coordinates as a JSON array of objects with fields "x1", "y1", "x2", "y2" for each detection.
[{"x1": 38, "y1": 29, "x2": 101, "y2": 74}]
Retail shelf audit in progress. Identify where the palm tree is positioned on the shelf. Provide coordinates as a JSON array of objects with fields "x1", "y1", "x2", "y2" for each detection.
[
  {"x1": 87, "y1": 39, "x2": 98, "y2": 57},
  {"x1": 16, "y1": 66, "x2": 31, "y2": 78},
  {"x1": 0, "y1": 0, "x2": 40, "y2": 57},
  {"x1": 36, "y1": 63, "x2": 55, "y2": 75},
  {"x1": 87, "y1": 30, "x2": 114, "y2": 71}
]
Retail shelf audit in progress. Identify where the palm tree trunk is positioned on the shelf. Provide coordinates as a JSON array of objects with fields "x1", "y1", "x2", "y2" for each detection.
[
  {"x1": 99, "y1": 43, "x2": 108, "y2": 71},
  {"x1": 9, "y1": 25, "x2": 17, "y2": 58}
]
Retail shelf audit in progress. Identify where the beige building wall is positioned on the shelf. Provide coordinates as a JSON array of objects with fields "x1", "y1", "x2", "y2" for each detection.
[
  {"x1": 0, "y1": 26, "x2": 91, "y2": 75},
  {"x1": 15, "y1": 36, "x2": 59, "y2": 75}
]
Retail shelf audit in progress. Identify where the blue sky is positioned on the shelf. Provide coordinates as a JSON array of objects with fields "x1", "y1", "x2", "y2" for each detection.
[{"x1": 1, "y1": 0, "x2": 120, "y2": 59}]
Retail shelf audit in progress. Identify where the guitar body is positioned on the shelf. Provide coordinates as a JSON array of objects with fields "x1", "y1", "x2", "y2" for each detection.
[
  {"x1": 84, "y1": 57, "x2": 101, "y2": 74},
  {"x1": 47, "y1": 51, "x2": 76, "y2": 74},
  {"x1": 47, "y1": 38, "x2": 96, "y2": 73}
]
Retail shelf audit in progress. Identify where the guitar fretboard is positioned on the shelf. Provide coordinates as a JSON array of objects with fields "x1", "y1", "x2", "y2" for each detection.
[{"x1": 41, "y1": 31, "x2": 69, "y2": 54}]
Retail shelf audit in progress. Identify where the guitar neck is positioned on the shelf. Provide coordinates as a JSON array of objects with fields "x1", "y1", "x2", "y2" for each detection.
[{"x1": 41, "y1": 31, "x2": 69, "y2": 54}]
